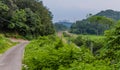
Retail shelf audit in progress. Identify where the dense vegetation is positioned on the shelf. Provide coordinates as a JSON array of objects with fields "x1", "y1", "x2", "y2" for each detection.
[
  {"x1": 0, "y1": 34, "x2": 15, "y2": 53},
  {"x1": 0, "y1": 0, "x2": 55, "y2": 39},
  {"x1": 23, "y1": 19, "x2": 120, "y2": 70},
  {"x1": 23, "y1": 35, "x2": 112, "y2": 70},
  {"x1": 1, "y1": 0, "x2": 120, "y2": 69},
  {"x1": 96, "y1": 9, "x2": 120, "y2": 20},
  {"x1": 102, "y1": 21, "x2": 120, "y2": 69},
  {"x1": 69, "y1": 35, "x2": 105, "y2": 54},
  {"x1": 70, "y1": 10, "x2": 118, "y2": 35}
]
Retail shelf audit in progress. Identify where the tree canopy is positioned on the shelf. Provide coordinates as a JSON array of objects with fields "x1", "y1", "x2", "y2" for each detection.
[
  {"x1": 70, "y1": 16, "x2": 114, "y2": 35},
  {"x1": 70, "y1": 10, "x2": 120, "y2": 35},
  {"x1": 0, "y1": 0, "x2": 55, "y2": 39},
  {"x1": 96, "y1": 9, "x2": 120, "y2": 20}
]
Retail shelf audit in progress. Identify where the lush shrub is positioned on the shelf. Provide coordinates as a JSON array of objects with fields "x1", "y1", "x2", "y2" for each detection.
[
  {"x1": 63, "y1": 32, "x2": 71, "y2": 37},
  {"x1": 23, "y1": 35, "x2": 112, "y2": 70},
  {"x1": 73, "y1": 36, "x2": 85, "y2": 46},
  {"x1": 0, "y1": 34, "x2": 16, "y2": 53},
  {"x1": 72, "y1": 35, "x2": 105, "y2": 54},
  {"x1": 58, "y1": 60, "x2": 112, "y2": 70}
]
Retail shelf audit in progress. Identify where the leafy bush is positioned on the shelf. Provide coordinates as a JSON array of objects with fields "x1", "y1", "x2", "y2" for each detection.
[
  {"x1": 72, "y1": 35, "x2": 105, "y2": 54},
  {"x1": 63, "y1": 32, "x2": 71, "y2": 37},
  {"x1": 23, "y1": 35, "x2": 112, "y2": 70},
  {"x1": 0, "y1": 34, "x2": 16, "y2": 53},
  {"x1": 73, "y1": 36, "x2": 84, "y2": 46},
  {"x1": 99, "y1": 21, "x2": 120, "y2": 69}
]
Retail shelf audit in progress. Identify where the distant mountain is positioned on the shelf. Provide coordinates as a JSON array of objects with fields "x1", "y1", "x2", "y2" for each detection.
[
  {"x1": 54, "y1": 23, "x2": 68, "y2": 31},
  {"x1": 55, "y1": 21, "x2": 73, "y2": 28},
  {"x1": 54, "y1": 21, "x2": 73, "y2": 31},
  {"x1": 96, "y1": 9, "x2": 120, "y2": 20}
]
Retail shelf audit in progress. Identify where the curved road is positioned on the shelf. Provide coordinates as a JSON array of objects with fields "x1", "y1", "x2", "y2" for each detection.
[{"x1": 0, "y1": 41, "x2": 29, "y2": 70}]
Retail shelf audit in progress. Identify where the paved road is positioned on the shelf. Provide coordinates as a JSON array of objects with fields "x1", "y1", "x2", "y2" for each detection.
[{"x1": 0, "y1": 41, "x2": 29, "y2": 70}]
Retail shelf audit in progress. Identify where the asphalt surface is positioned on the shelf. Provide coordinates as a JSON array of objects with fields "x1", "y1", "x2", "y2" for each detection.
[{"x1": 0, "y1": 41, "x2": 29, "y2": 70}]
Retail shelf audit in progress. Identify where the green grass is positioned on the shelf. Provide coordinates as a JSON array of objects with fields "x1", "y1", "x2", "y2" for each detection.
[
  {"x1": 62, "y1": 32, "x2": 105, "y2": 42},
  {"x1": 79, "y1": 34, "x2": 105, "y2": 41},
  {"x1": 64, "y1": 33, "x2": 105, "y2": 44},
  {"x1": 0, "y1": 34, "x2": 16, "y2": 53}
]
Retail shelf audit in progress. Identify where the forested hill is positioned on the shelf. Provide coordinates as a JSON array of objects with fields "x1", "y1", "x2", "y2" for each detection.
[
  {"x1": 70, "y1": 9, "x2": 117, "y2": 35},
  {"x1": 96, "y1": 9, "x2": 120, "y2": 20},
  {"x1": 0, "y1": 0, "x2": 55, "y2": 39}
]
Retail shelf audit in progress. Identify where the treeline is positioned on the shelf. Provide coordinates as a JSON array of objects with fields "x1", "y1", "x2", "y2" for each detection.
[
  {"x1": 96, "y1": 9, "x2": 120, "y2": 20},
  {"x1": 54, "y1": 21, "x2": 73, "y2": 32},
  {"x1": 54, "y1": 23, "x2": 68, "y2": 31},
  {"x1": 0, "y1": 0, "x2": 55, "y2": 39},
  {"x1": 70, "y1": 16, "x2": 114, "y2": 35},
  {"x1": 70, "y1": 10, "x2": 120, "y2": 35}
]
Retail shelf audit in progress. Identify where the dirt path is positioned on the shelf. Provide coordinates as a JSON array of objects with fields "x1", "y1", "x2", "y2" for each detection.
[
  {"x1": 0, "y1": 39, "x2": 29, "y2": 70},
  {"x1": 57, "y1": 32, "x2": 67, "y2": 43}
]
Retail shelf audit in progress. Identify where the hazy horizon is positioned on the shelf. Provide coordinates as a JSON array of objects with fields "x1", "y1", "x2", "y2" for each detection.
[{"x1": 43, "y1": 0, "x2": 120, "y2": 22}]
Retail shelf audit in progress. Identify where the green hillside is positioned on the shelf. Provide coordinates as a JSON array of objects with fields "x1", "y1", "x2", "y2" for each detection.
[
  {"x1": 96, "y1": 9, "x2": 120, "y2": 20},
  {"x1": 0, "y1": 0, "x2": 55, "y2": 39},
  {"x1": 70, "y1": 10, "x2": 116, "y2": 35}
]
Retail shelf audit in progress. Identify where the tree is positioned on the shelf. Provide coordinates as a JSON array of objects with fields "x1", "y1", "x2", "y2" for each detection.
[
  {"x1": 0, "y1": 0, "x2": 55, "y2": 39},
  {"x1": 9, "y1": 9, "x2": 28, "y2": 35},
  {"x1": 88, "y1": 16, "x2": 114, "y2": 35},
  {"x1": 70, "y1": 10, "x2": 116, "y2": 35},
  {"x1": 0, "y1": 1, "x2": 10, "y2": 32}
]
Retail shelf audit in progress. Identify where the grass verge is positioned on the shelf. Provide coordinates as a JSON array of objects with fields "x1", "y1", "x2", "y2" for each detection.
[{"x1": 0, "y1": 34, "x2": 17, "y2": 53}]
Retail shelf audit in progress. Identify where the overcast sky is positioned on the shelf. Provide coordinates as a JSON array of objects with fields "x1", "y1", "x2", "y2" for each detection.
[{"x1": 42, "y1": 0, "x2": 120, "y2": 22}]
